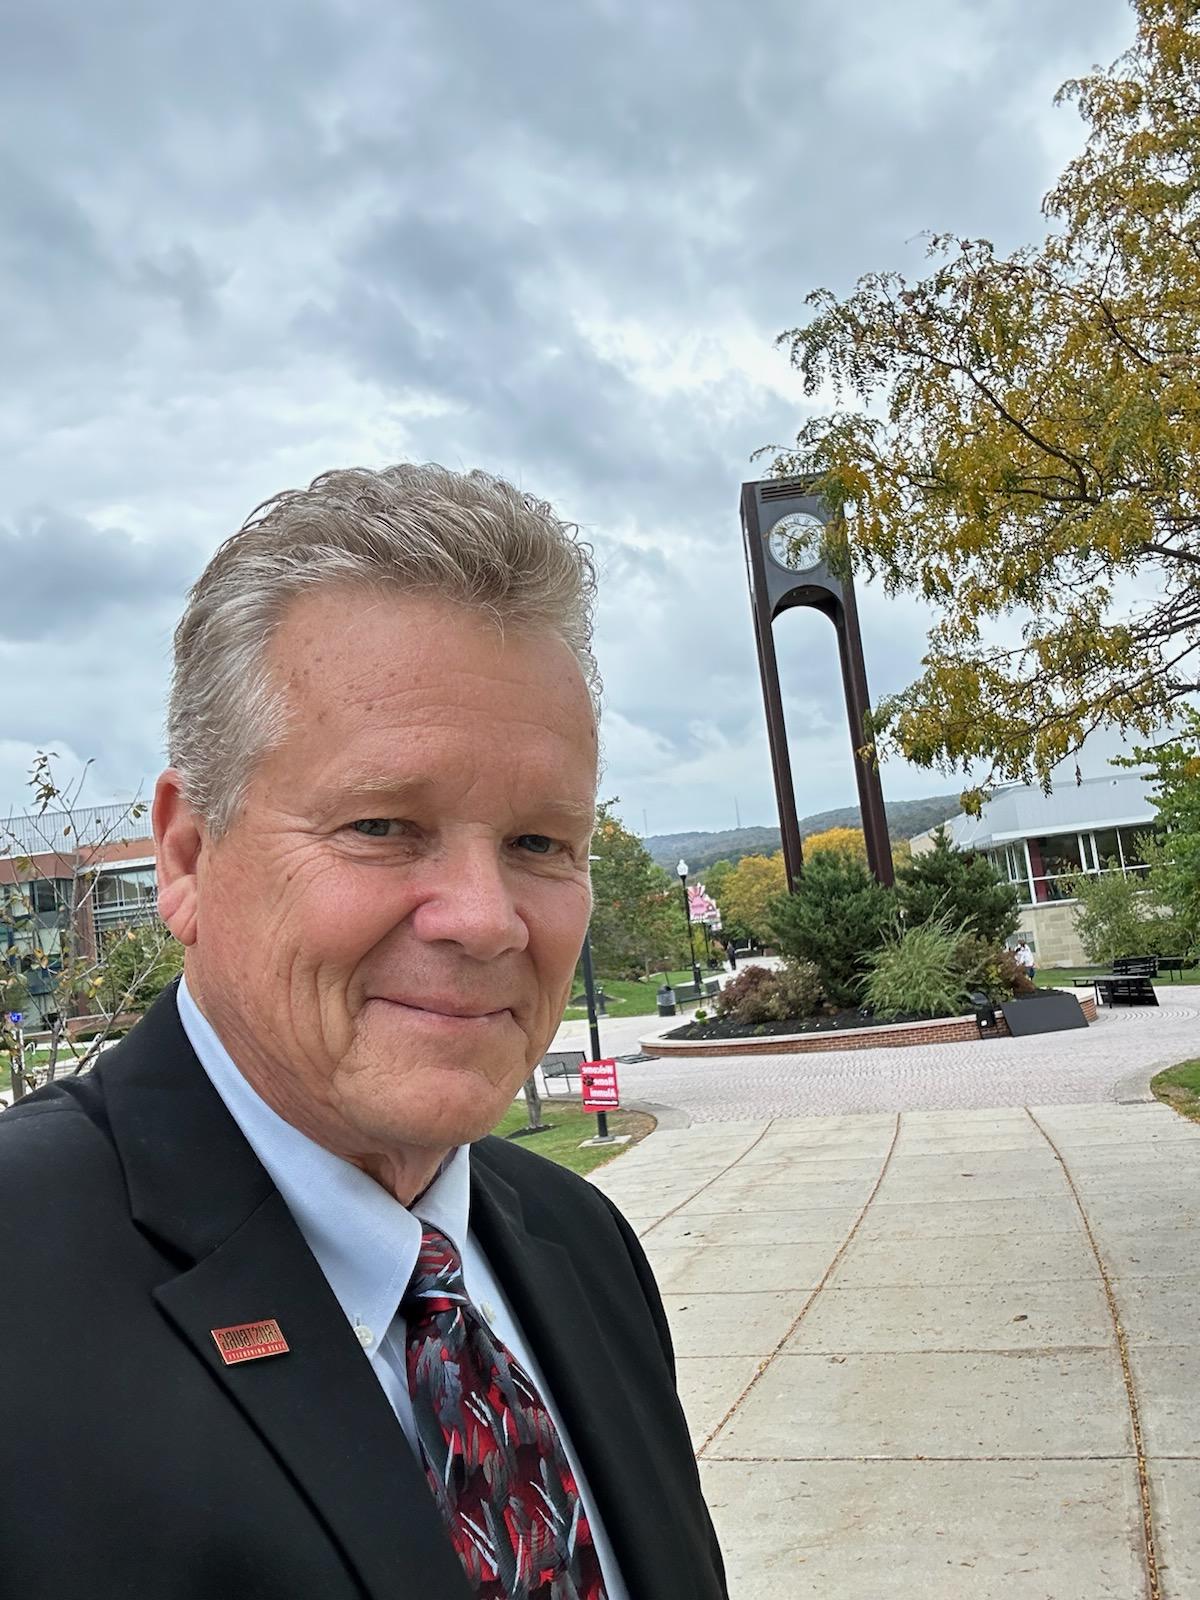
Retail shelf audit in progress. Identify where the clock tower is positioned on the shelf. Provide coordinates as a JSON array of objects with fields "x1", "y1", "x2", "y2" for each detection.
[{"x1": 740, "y1": 477, "x2": 894, "y2": 891}]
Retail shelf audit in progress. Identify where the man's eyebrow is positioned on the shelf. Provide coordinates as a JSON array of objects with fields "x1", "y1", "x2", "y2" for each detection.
[
  {"x1": 316, "y1": 778, "x2": 595, "y2": 827},
  {"x1": 335, "y1": 775, "x2": 428, "y2": 801},
  {"x1": 310, "y1": 776, "x2": 429, "y2": 809}
]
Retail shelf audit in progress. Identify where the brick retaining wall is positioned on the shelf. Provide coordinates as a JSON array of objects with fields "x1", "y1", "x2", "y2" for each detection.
[{"x1": 641, "y1": 995, "x2": 1097, "y2": 1058}]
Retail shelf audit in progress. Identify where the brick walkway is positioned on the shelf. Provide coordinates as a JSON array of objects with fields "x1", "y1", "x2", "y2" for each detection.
[{"x1": 605, "y1": 987, "x2": 1200, "y2": 1121}]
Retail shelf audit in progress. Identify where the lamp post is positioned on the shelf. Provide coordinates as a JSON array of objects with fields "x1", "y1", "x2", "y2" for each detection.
[
  {"x1": 578, "y1": 852, "x2": 612, "y2": 1142},
  {"x1": 676, "y1": 859, "x2": 704, "y2": 996}
]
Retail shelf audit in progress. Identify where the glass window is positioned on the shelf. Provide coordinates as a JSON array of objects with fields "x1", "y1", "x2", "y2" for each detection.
[
  {"x1": 1027, "y1": 834, "x2": 1083, "y2": 901},
  {"x1": 1118, "y1": 827, "x2": 1153, "y2": 872},
  {"x1": 1091, "y1": 828, "x2": 1120, "y2": 870},
  {"x1": 1007, "y1": 845, "x2": 1029, "y2": 893},
  {"x1": 95, "y1": 874, "x2": 121, "y2": 907},
  {"x1": 95, "y1": 869, "x2": 154, "y2": 908},
  {"x1": 29, "y1": 878, "x2": 66, "y2": 914}
]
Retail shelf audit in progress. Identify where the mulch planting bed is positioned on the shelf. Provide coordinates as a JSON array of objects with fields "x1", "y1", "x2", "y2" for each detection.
[{"x1": 666, "y1": 988, "x2": 1068, "y2": 1042}]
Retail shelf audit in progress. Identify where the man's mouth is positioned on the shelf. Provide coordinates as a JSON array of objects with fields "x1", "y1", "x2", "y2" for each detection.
[{"x1": 374, "y1": 996, "x2": 513, "y2": 1023}]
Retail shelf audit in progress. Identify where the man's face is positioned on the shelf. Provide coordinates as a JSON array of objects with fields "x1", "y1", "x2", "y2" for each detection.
[{"x1": 172, "y1": 589, "x2": 597, "y2": 1166}]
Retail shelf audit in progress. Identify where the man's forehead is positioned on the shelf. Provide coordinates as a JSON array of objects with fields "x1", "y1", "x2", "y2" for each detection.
[
  {"x1": 306, "y1": 764, "x2": 596, "y2": 823},
  {"x1": 271, "y1": 589, "x2": 596, "y2": 717}
]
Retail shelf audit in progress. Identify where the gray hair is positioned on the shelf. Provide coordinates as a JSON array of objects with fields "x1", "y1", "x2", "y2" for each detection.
[{"x1": 168, "y1": 462, "x2": 600, "y2": 836}]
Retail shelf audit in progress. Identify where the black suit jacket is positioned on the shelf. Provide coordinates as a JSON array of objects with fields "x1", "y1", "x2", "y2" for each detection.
[{"x1": 0, "y1": 987, "x2": 727, "y2": 1599}]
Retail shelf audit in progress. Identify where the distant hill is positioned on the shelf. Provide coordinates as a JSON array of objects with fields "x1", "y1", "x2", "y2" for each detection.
[{"x1": 645, "y1": 793, "x2": 962, "y2": 873}]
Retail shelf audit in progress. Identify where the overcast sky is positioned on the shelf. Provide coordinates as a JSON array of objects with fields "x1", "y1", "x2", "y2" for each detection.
[{"x1": 1, "y1": 0, "x2": 1136, "y2": 835}]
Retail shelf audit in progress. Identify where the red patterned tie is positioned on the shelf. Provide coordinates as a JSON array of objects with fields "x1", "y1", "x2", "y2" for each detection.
[{"x1": 404, "y1": 1224, "x2": 608, "y2": 1599}]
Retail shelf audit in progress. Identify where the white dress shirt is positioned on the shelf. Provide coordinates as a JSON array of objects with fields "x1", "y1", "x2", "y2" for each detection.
[{"x1": 177, "y1": 978, "x2": 627, "y2": 1600}]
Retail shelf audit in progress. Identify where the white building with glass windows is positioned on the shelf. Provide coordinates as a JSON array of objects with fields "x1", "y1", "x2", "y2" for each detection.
[
  {"x1": 909, "y1": 771, "x2": 1158, "y2": 967},
  {"x1": 2, "y1": 804, "x2": 158, "y2": 1025}
]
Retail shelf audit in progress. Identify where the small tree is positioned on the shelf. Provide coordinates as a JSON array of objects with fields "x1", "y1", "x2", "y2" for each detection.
[
  {"x1": 896, "y1": 828, "x2": 1020, "y2": 945},
  {"x1": 1127, "y1": 711, "x2": 1200, "y2": 951},
  {"x1": 1068, "y1": 868, "x2": 1158, "y2": 965},
  {"x1": 588, "y1": 801, "x2": 684, "y2": 977},
  {"x1": 97, "y1": 922, "x2": 184, "y2": 1014},
  {"x1": 1, "y1": 751, "x2": 171, "y2": 1096},
  {"x1": 768, "y1": 848, "x2": 893, "y2": 1006}
]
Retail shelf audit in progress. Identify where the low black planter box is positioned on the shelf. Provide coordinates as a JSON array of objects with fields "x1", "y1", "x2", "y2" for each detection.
[{"x1": 1000, "y1": 992, "x2": 1089, "y2": 1036}]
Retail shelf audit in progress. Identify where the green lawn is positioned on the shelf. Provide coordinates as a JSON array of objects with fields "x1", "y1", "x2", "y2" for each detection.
[
  {"x1": 1, "y1": 1044, "x2": 96, "y2": 1097},
  {"x1": 489, "y1": 1101, "x2": 654, "y2": 1175},
  {"x1": 0, "y1": 1058, "x2": 652, "y2": 1173},
  {"x1": 1151, "y1": 1060, "x2": 1200, "y2": 1124},
  {"x1": 562, "y1": 968, "x2": 721, "y2": 1021},
  {"x1": 1035, "y1": 965, "x2": 1191, "y2": 988}
]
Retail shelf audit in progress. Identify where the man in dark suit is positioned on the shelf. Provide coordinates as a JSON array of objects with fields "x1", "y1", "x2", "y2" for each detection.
[{"x1": 0, "y1": 464, "x2": 728, "y2": 1600}]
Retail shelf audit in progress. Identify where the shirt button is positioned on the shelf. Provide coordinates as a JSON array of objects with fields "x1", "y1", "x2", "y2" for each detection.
[
  {"x1": 355, "y1": 1324, "x2": 374, "y2": 1348},
  {"x1": 481, "y1": 1303, "x2": 496, "y2": 1327}
]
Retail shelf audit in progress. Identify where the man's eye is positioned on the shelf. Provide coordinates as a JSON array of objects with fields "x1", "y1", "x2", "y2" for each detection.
[
  {"x1": 514, "y1": 834, "x2": 557, "y2": 856},
  {"x1": 351, "y1": 819, "x2": 395, "y2": 837}
]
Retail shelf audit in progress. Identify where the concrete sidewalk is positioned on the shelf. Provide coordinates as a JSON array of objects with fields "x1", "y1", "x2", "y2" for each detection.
[{"x1": 591, "y1": 1101, "x2": 1200, "y2": 1599}]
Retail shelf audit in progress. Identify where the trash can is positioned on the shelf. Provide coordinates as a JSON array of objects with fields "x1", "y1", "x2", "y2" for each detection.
[
  {"x1": 656, "y1": 984, "x2": 677, "y2": 1017},
  {"x1": 969, "y1": 990, "x2": 998, "y2": 1038}
]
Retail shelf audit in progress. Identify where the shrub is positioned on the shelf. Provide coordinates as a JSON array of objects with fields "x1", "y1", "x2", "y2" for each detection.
[
  {"x1": 769, "y1": 958, "x2": 825, "y2": 1021},
  {"x1": 953, "y1": 933, "x2": 1035, "y2": 999},
  {"x1": 713, "y1": 959, "x2": 824, "y2": 1026},
  {"x1": 862, "y1": 918, "x2": 969, "y2": 1020},
  {"x1": 768, "y1": 849, "x2": 893, "y2": 1005},
  {"x1": 896, "y1": 828, "x2": 1020, "y2": 945},
  {"x1": 713, "y1": 960, "x2": 780, "y2": 1024}
]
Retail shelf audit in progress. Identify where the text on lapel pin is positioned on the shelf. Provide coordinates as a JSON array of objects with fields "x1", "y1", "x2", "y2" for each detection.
[{"x1": 210, "y1": 1319, "x2": 289, "y2": 1364}]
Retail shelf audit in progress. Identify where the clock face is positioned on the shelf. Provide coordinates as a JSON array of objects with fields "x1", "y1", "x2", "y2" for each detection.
[{"x1": 766, "y1": 511, "x2": 825, "y2": 574}]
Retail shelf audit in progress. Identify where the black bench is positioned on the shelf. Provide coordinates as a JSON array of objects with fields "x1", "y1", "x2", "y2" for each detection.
[
  {"x1": 1094, "y1": 975, "x2": 1158, "y2": 1007},
  {"x1": 1151, "y1": 956, "x2": 1195, "y2": 982},
  {"x1": 538, "y1": 1050, "x2": 585, "y2": 1095},
  {"x1": 1113, "y1": 956, "x2": 1158, "y2": 977}
]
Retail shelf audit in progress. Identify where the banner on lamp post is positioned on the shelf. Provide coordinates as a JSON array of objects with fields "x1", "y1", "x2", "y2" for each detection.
[{"x1": 687, "y1": 883, "x2": 719, "y2": 925}]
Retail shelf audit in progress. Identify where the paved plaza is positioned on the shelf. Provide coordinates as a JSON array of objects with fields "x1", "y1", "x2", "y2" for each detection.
[
  {"x1": 550, "y1": 983, "x2": 1200, "y2": 1120},
  {"x1": 591, "y1": 1099, "x2": 1200, "y2": 1599}
]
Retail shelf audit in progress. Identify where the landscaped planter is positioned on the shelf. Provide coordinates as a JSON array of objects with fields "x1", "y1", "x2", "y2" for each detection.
[{"x1": 640, "y1": 995, "x2": 1098, "y2": 1057}]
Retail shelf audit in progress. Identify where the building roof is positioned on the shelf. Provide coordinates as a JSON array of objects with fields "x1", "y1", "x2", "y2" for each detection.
[
  {"x1": 913, "y1": 771, "x2": 1158, "y2": 851},
  {"x1": 2, "y1": 801, "x2": 150, "y2": 861}
]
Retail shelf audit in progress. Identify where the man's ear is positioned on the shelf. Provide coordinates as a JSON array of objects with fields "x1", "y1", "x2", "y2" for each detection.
[{"x1": 153, "y1": 769, "x2": 203, "y2": 947}]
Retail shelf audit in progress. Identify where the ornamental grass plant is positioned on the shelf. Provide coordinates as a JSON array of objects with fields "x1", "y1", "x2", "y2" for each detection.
[{"x1": 862, "y1": 916, "x2": 970, "y2": 1021}]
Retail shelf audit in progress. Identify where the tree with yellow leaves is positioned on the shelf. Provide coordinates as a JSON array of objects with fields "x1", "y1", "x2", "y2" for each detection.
[
  {"x1": 769, "y1": 0, "x2": 1200, "y2": 810},
  {"x1": 721, "y1": 851, "x2": 787, "y2": 943},
  {"x1": 804, "y1": 826, "x2": 867, "y2": 860}
]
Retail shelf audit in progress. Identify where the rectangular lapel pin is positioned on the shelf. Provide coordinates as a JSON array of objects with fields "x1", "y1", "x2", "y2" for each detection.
[{"x1": 211, "y1": 1318, "x2": 289, "y2": 1365}]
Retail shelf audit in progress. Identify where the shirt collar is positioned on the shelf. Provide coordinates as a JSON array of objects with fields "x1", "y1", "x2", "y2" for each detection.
[{"x1": 175, "y1": 975, "x2": 471, "y2": 1344}]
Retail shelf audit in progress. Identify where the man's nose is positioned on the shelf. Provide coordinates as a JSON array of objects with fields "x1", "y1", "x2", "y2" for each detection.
[{"x1": 408, "y1": 844, "x2": 529, "y2": 961}]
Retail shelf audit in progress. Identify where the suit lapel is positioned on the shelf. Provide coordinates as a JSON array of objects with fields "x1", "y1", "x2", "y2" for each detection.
[
  {"x1": 470, "y1": 1150, "x2": 708, "y2": 1600},
  {"x1": 97, "y1": 989, "x2": 473, "y2": 1600}
]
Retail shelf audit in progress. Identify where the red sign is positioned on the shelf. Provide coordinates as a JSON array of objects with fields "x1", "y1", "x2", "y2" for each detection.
[{"x1": 581, "y1": 1058, "x2": 620, "y2": 1111}]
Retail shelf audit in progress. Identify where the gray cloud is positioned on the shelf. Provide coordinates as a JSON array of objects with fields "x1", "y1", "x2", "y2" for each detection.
[
  {"x1": 0, "y1": 509, "x2": 194, "y2": 641},
  {"x1": 0, "y1": 0, "x2": 1134, "y2": 829}
]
